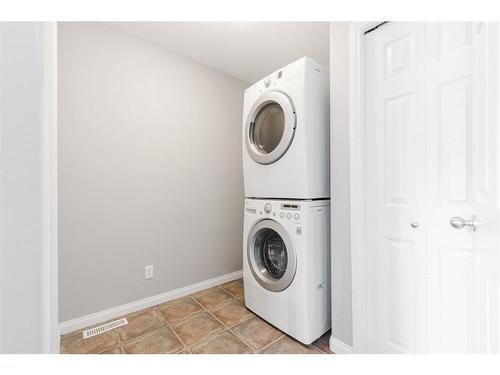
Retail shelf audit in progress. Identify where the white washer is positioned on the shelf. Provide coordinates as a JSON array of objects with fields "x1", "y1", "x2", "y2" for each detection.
[
  {"x1": 242, "y1": 57, "x2": 330, "y2": 199},
  {"x1": 243, "y1": 198, "x2": 331, "y2": 344}
]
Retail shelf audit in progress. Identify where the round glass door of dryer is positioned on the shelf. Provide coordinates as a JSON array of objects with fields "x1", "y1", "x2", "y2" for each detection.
[
  {"x1": 245, "y1": 91, "x2": 296, "y2": 165},
  {"x1": 247, "y1": 219, "x2": 296, "y2": 292},
  {"x1": 252, "y1": 103, "x2": 284, "y2": 153}
]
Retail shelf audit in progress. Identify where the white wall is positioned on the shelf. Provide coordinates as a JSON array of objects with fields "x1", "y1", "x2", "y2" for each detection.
[
  {"x1": 329, "y1": 22, "x2": 353, "y2": 348},
  {"x1": 0, "y1": 22, "x2": 58, "y2": 353},
  {"x1": 58, "y1": 23, "x2": 248, "y2": 322}
]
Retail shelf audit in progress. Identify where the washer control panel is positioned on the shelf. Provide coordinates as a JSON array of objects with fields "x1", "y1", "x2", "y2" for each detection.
[
  {"x1": 279, "y1": 203, "x2": 301, "y2": 223},
  {"x1": 281, "y1": 203, "x2": 300, "y2": 211},
  {"x1": 246, "y1": 201, "x2": 302, "y2": 223}
]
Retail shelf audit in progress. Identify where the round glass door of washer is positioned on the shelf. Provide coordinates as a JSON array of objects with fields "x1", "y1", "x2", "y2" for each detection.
[
  {"x1": 245, "y1": 91, "x2": 296, "y2": 165},
  {"x1": 247, "y1": 219, "x2": 296, "y2": 292}
]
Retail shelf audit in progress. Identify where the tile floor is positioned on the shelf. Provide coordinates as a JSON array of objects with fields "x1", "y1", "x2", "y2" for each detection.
[{"x1": 60, "y1": 278, "x2": 333, "y2": 354}]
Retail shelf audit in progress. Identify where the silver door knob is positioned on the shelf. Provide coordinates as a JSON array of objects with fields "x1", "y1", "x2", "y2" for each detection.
[
  {"x1": 410, "y1": 222, "x2": 419, "y2": 228},
  {"x1": 450, "y1": 216, "x2": 477, "y2": 231}
]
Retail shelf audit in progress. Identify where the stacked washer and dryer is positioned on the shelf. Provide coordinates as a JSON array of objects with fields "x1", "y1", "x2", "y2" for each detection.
[{"x1": 241, "y1": 57, "x2": 331, "y2": 345}]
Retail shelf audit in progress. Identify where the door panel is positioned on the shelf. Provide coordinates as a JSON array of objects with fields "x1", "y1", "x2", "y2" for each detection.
[
  {"x1": 426, "y1": 22, "x2": 483, "y2": 353},
  {"x1": 474, "y1": 22, "x2": 500, "y2": 353},
  {"x1": 386, "y1": 238, "x2": 416, "y2": 352},
  {"x1": 365, "y1": 22, "x2": 427, "y2": 353},
  {"x1": 438, "y1": 78, "x2": 471, "y2": 203},
  {"x1": 436, "y1": 246, "x2": 477, "y2": 352},
  {"x1": 384, "y1": 94, "x2": 413, "y2": 205}
]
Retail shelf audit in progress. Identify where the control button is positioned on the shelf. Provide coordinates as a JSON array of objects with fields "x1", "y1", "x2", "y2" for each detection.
[
  {"x1": 294, "y1": 214, "x2": 300, "y2": 220},
  {"x1": 279, "y1": 212, "x2": 285, "y2": 218},
  {"x1": 264, "y1": 203, "x2": 272, "y2": 213},
  {"x1": 286, "y1": 213, "x2": 292, "y2": 219}
]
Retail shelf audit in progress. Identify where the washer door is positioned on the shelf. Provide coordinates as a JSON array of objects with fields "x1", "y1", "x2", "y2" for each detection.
[
  {"x1": 245, "y1": 91, "x2": 296, "y2": 165},
  {"x1": 247, "y1": 219, "x2": 297, "y2": 292}
]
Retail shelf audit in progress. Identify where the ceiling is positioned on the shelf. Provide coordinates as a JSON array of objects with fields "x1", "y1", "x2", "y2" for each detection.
[{"x1": 106, "y1": 22, "x2": 330, "y2": 83}]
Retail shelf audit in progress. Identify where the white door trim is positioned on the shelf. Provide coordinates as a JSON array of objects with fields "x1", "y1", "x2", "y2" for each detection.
[
  {"x1": 329, "y1": 336, "x2": 354, "y2": 354},
  {"x1": 39, "y1": 22, "x2": 59, "y2": 354},
  {"x1": 348, "y1": 21, "x2": 386, "y2": 354}
]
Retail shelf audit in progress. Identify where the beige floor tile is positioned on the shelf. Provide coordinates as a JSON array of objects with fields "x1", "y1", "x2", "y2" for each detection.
[
  {"x1": 115, "y1": 308, "x2": 165, "y2": 342},
  {"x1": 173, "y1": 311, "x2": 224, "y2": 346},
  {"x1": 260, "y1": 336, "x2": 321, "y2": 354},
  {"x1": 220, "y1": 279, "x2": 244, "y2": 300},
  {"x1": 157, "y1": 297, "x2": 203, "y2": 324},
  {"x1": 193, "y1": 288, "x2": 234, "y2": 309},
  {"x1": 312, "y1": 330, "x2": 334, "y2": 354},
  {"x1": 123, "y1": 327, "x2": 183, "y2": 354},
  {"x1": 60, "y1": 330, "x2": 118, "y2": 354},
  {"x1": 232, "y1": 316, "x2": 283, "y2": 350},
  {"x1": 190, "y1": 330, "x2": 253, "y2": 354},
  {"x1": 210, "y1": 299, "x2": 254, "y2": 327},
  {"x1": 190, "y1": 287, "x2": 217, "y2": 299},
  {"x1": 99, "y1": 346, "x2": 123, "y2": 354}
]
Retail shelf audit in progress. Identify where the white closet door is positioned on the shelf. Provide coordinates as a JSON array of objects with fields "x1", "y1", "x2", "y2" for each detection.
[
  {"x1": 363, "y1": 22, "x2": 499, "y2": 353},
  {"x1": 426, "y1": 22, "x2": 500, "y2": 353},
  {"x1": 364, "y1": 22, "x2": 427, "y2": 353}
]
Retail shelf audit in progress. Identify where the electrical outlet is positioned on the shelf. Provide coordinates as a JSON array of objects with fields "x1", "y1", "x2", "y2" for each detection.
[{"x1": 145, "y1": 265, "x2": 154, "y2": 280}]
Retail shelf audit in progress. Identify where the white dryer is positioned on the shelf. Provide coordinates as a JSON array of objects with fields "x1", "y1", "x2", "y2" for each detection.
[
  {"x1": 243, "y1": 198, "x2": 331, "y2": 344},
  {"x1": 242, "y1": 57, "x2": 330, "y2": 199}
]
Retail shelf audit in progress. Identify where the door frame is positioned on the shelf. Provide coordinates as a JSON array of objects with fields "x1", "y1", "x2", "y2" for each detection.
[
  {"x1": 40, "y1": 21, "x2": 59, "y2": 354},
  {"x1": 347, "y1": 21, "x2": 387, "y2": 354}
]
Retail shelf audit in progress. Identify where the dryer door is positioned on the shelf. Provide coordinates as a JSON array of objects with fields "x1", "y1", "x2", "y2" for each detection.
[
  {"x1": 245, "y1": 91, "x2": 296, "y2": 165},
  {"x1": 247, "y1": 219, "x2": 297, "y2": 292}
]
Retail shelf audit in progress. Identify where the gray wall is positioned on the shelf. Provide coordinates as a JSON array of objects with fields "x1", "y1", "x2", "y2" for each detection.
[
  {"x1": 0, "y1": 23, "x2": 44, "y2": 353},
  {"x1": 329, "y1": 22, "x2": 353, "y2": 347},
  {"x1": 58, "y1": 23, "x2": 248, "y2": 322}
]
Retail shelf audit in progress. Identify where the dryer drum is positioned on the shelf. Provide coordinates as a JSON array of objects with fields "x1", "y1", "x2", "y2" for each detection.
[{"x1": 251, "y1": 102, "x2": 285, "y2": 154}]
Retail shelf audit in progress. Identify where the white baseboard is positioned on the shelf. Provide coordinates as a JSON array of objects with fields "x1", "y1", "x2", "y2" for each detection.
[
  {"x1": 59, "y1": 270, "x2": 243, "y2": 335},
  {"x1": 330, "y1": 335, "x2": 353, "y2": 354}
]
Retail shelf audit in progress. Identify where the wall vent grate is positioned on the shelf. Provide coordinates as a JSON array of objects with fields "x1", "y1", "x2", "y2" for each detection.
[{"x1": 82, "y1": 318, "x2": 128, "y2": 339}]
